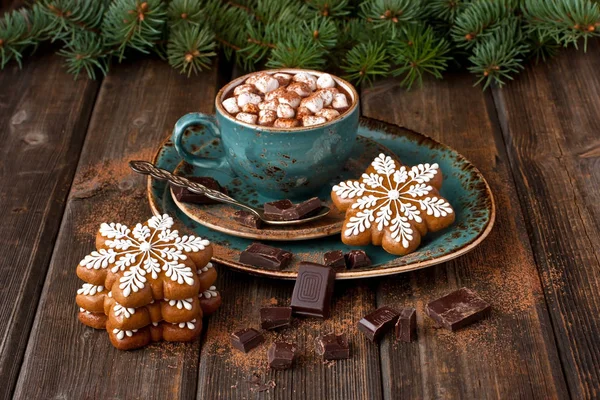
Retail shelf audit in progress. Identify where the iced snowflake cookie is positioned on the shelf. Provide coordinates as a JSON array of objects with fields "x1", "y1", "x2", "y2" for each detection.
[
  {"x1": 75, "y1": 214, "x2": 222, "y2": 350},
  {"x1": 331, "y1": 154, "x2": 455, "y2": 256}
]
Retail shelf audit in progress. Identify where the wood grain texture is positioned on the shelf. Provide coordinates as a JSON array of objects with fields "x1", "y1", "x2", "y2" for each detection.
[
  {"x1": 492, "y1": 40, "x2": 600, "y2": 399},
  {"x1": 361, "y1": 73, "x2": 569, "y2": 399},
  {"x1": 196, "y1": 269, "x2": 383, "y2": 400},
  {"x1": 12, "y1": 58, "x2": 221, "y2": 400},
  {"x1": 0, "y1": 51, "x2": 99, "y2": 400}
]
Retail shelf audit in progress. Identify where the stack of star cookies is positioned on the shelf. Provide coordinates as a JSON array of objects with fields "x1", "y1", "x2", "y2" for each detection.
[{"x1": 75, "y1": 214, "x2": 222, "y2": 350}]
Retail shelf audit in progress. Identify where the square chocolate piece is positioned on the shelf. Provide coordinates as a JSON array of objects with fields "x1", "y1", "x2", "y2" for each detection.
[
  {"x1": 171, "y1": 176, "x2": 228, "y2": 204},
  {"x1": 267, "y1": 342, "x2": 296, "y2": 370},
  {"x1": 230, "y1": 328, "x2": 264, "y2": 353},
  {"x1": 395, "y1": 308, "x2": 416, "y2": 342},
  {"x1": 260, "y1": 306, "x2": 292, "y2": 330},
  {"x1": 290, "y1": 262, "x2": 336, "y2": 318},
  {"x1": 233, "y1": 210, "x2": 263, "y2": 229},
  {"x1": 290, "y1": 197, "x2": 322, "y2": 219},
  {"x1": 316, "y1": 333, "x2": 350, "y2": 360},
  {"x1": 358, "y1": 306, "x2": 400, "y2": 341},
  {"x1": 426, "y1": 287, "x2": 491, "y2": 331},
  {"x1": 263, "y1": 199, "x2": 295, "y2": 221},
  {"x1": 323, "y1": 250, "x2": 346, "y2": 269},
  {"x1": 239, "y1": 243, "x2": 293, "y2": 271},
  {"x1": 345, "y1": 250, "x2": 372, "y2": 269}
]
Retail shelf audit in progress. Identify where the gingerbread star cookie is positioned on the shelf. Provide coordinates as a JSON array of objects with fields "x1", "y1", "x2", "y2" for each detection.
[
  {"x1": 75, "y1": 214, "x2": 222, "y2": 350},
  {"x1": 331, "y1": 153, "x2": 455, "y2": 256}
]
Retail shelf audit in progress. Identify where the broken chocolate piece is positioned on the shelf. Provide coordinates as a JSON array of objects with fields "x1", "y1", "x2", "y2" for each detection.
[
  {"x1": 239, "y1": 243, "x2": 293, "y2": 271},
  {"x1": 260, "y1": 307, "x2": 292, "y2": 330},
  {"x1": 233, "y1": 210, "x2": 263, "y2": 229},
  {"x1": 426, "y1": 287, "x2": 491, "y2": 331},
  {"x1": 358, "y1": 306, "x2": 400, "y2": 341},
  {"x1": 171, "y1": 176, "x2": 228, "y2": 204},
  {"x1": 316, "y1": 333, "x2": 350, "y2": 360},
  {"x1": 263, "y1": 199, "x2": 294, "y2": 221},
  {"x1": 230, "y1": 328, "x2": 264, "y2": 353},
  {"x1": 323, "y1": 250, "x2": 346, "y2": 269},
  {"x1": 267, "y1": 342, "x2": 296, "y2": 370},
  {"x1": 395, "y1": 308, "x2": 416, "y2": 342},
  {"x1": 291, "y1": 262, "x2": 336, "y2": 318},
  {"x1": 289, "y1": 197, "x2": 322, "y2": 219},
  {"x1": 345, "y1": 250, "x2": 372, "y2": 269}
]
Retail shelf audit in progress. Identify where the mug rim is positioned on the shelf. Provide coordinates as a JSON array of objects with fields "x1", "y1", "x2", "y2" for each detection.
[{"x1": 214, "y1": 68, "x2": 359, "y2": 133}]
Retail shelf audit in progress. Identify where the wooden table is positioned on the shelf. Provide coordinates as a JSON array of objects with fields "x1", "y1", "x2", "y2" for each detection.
[{"x1": 1, "y1": 15, "x2": 598, "y2": 398}]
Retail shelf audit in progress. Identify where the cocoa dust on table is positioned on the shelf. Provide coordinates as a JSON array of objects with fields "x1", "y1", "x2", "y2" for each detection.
[{"x1": 71, "y1": 148, "x2": 155, "y2": 239}]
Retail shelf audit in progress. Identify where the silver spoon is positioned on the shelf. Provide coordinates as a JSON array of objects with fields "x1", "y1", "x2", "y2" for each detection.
[{"x1": 129, "y1": 160, "x2": 331, "y2": 226}]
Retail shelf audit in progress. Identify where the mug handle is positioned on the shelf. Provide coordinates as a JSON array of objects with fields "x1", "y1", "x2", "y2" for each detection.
[{"x1": 171, "y1": 112, "x2": 229, "y2": 170}]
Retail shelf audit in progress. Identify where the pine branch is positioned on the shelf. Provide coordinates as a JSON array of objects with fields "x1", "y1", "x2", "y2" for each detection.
[
  {"x1": 451, "y1": 0, "x2": 518, "y2": 48},
  {"x1": 306, "y1": 0, "x2": 352, "y2": 17},
  {"x1": 167, "y1": 24, "x2": 216, "y2": 77},
  {"x1": 359, "y1": 0, "x2": 423, "y2": 39},
  {"x1": 57, "y1": 31, "x2": 109, "y2": 79},
  {"x1": 0, "y1": 5, "x2": 49, "y2": 68},
  {"x1": 342, "y1": 41, "x2": 390, "y2": 85}
]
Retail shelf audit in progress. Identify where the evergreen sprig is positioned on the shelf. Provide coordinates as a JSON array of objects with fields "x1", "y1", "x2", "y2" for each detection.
[{"x1": 1, "y1": 0, "x2": 599, "y2": 90}]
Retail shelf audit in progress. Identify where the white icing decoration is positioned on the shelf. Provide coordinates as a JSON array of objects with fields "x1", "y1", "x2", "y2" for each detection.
[
  {"x1": 199, "y1": 286, "x2": 218, "y2": 299},
  {"x1": 176, "y1": 319, "x2": 196, "y2": 329},
  {"x1": 79, "y1": 307, "x2": 90, "y2": 314},
  {"x1": 166, "y1": 298, "x2": 194, "y2": 310},
  {"x1": 333, "y1": 154, "x2": 453, "y2": 248},
  {"x1": 199, "y1": 262, "x2": 214, "y2": 274},
  {"x1": 112, "y1": 328, "x2": 138, "y2": 340},
  {"x1": 114, "y1": 303, "x2": 136, "y2": 319},
  {"x1": 152, "y1": 322, "x2": 159, "y2": 326},
  {"x1": 77, "y1": 283, "x2": 104, "y2": 296},
  {"x1": 108, "y1": 291, "x2": 112, "y2": 298},
  {"x1": 79, "y1": 214, "x2": 208, "y2": 297}
]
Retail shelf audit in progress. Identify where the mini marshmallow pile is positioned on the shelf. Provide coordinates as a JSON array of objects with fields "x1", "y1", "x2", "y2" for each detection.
[{"x1": 221, "y1": 72, "x2": 351, "y2": 128}]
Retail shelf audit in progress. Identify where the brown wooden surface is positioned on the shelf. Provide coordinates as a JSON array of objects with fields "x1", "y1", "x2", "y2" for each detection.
[{"x1": 1, "y1": 18, "x2": 599, "y2": 400}]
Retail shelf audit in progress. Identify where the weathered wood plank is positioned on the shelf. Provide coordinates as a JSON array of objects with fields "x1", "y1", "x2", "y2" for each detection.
[
  {"x1": 12, "y1": 58, "x2": 221, "y2": 399},
  {"x1": 0, "y1": 51, "x2": 99, "y2": 399},
  {"x1": 492, "y1": 40, "x2": 600, "y2": 399},
  {"x1": 362, "y1": 72, "x2": 569, "y2": 398}
]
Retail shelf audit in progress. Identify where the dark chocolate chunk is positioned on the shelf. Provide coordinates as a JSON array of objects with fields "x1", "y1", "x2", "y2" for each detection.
[
  {"x1": 171, "y1": 176, "x2": 228, "y2": 204},
  {"x1": 290, "y1": 262, "x2": 336, "y2": 318},
  {"x1": 260, "y1": 307, "x2": 292, "y2": 330},
  {"x1": 263, "y1": 197, "x2": 322, "y2": 221},
  {"x1": 358, "y1": 306, "x2": 400, "y2": 341},
  {"x1": 395, "y1": 308, "x2": 416, "y2": 342},
  {"x1": 233, "y1": 210, "x2": 263, "y2": 229},
  {"x1": 230, "y1": 328, "x2": 264, "y2": 353},
  {"x1": 263, "y1": 199, "x2": 294, "y2": 221},
  {"x1": 345, "y1": 250, "x2": 371, "y2": 269},
  {"x1": 323, "y1": 250, "x2": 346, "y2": 269},
  {"x1": 426, "y1": 287, "x2": 491, "y2": 331},
  {"x1": 316, "y1": 333, "x2": 350, "y2": 360},
  {"x1": 239, "y1": 243, "x2": 293, "y2": 271},
  {"x1": 267, "y1": 342, "x2": 296, "y2": 370}
]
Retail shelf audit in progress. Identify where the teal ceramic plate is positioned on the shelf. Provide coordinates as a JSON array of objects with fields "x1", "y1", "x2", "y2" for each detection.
[
  {"x1": 147, "y1": 117, "x2": 495, "y2": 280},
  {"x1": 171, "y1": 136, "x2": 392, "y2": 241}
]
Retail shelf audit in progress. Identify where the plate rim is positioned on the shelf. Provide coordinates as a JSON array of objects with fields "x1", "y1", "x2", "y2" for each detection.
[{"x1": 147, "y1": 117, "x2": 496, "y2": 280}]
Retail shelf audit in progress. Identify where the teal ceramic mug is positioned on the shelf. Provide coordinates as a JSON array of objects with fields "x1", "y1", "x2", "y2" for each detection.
[{"x1": 171, "y1": 69, "x2": 360, "y2": 199}]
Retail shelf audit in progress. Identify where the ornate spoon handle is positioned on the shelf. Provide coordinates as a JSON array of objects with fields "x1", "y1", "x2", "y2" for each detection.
[{"x1": 129, "y1": 160, "x2": 262, "y2": 218}]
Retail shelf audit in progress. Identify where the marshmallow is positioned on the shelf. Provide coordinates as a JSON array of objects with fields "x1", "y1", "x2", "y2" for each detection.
[
  {"x1": 316, "y1": 108, "x2": 340, "y2": 121},
  {"x1": 315, "y1": 87, "x2": 338, "y2": 107},
  {"x1": 222, "y1": 97, "x2": 240, "y2": 114},
  {"x1": 235, "y1": 112, "x2": 258, "y2": 124},
  {"x1": 245, "y1": 72, "x2": 266, "y2": 85},
  {"x1": 237, "y1": 92, "x2": 262, "y2": 107},
  {"x1": 253, "y1": 74, "x2": 279, "y2": 94},
  {"x1": 277, "y1": 103, "x2": 295, "y2": 119},
  {"x1": 273, "y1": 118, "x2": 300, "y2": 128},
  {"x1": 332, "y1": 93, "x2": 349, "y2": 109},
  {"x1": 277, "y1": 91, "x2": 301, "y2": 108},
  {"x1": 287, "y1": 82, "x2": 312, "y2": 98},
  {"x1": 242, "y1": 103, "x2": 259, "y2": 114},
  {"x1": 293, "y1": 72, "x2": 317, "y2": 91},
  {"x1": 273, "y1": 73, "x2": 292, "y2": 86},
  {"x1": 300, "y1": 95, "x2": 324, "y2": 113},
  {"x1": 265, "y1": 87, "x2": 287, "y2": 101},
  {"x1": 296, "y1": 106, "x2": 312, "y2": 120},
  {"x1": 233, "y1": 84, "x2": 257, "y2": 96},
  {"x1": 258, "y1": 98, "x2": 279, "y2": 111},
  {"x1": 302, "y1": 115, "x2": 327, "y2": 127},
  {"x1": 258, "y1": 109, "x2": 277, "y2": 126},
  {"x1": 317, "y1": 73, "x2": 335, "y2": 89}
]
